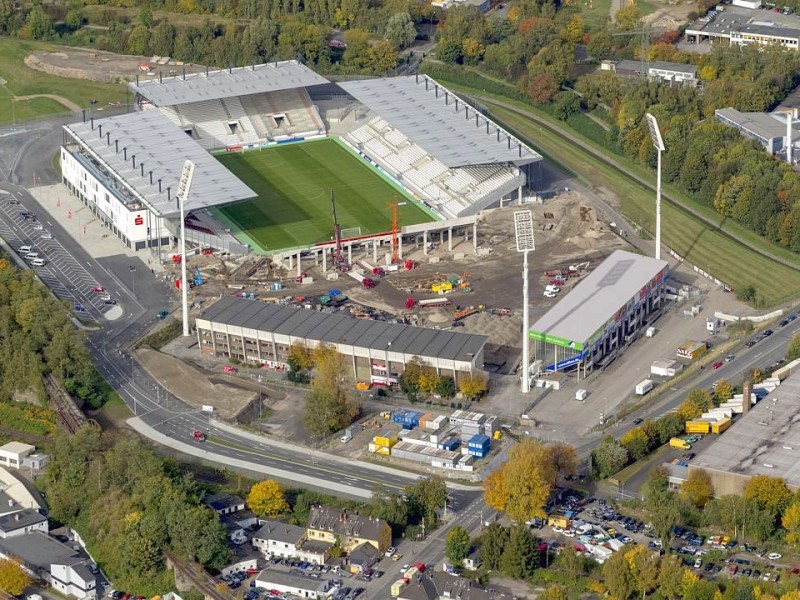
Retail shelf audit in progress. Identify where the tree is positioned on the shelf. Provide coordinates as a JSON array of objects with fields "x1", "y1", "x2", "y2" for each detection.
[
  {"x1": 138, "y1": 5, "x2": 153, "y2": 27},
  {"x1": 677, "y1": 397, "x2": 703, "y2": 421},
  {"x1": 603, "y1": 548, "x2": 634, "y2": 600},
  {"x1": 151, "y1": 20, "x2": 176, "y2": 57},
  {"x1": 445, "y1": 525, "x2": 471, "y2": 565},
  {"x1": 553, "y1": 92, "x2": 581, "y2": 121},
  {"x1": 434, "y1": 376, "x2": 456, "y2": 399},
  {"x1": 743, "y1": 475, "x2": 792, "y2": 516},
  {"x1": 592, "y1": 437, "x2": 629, "y2": 478},
  {"x1": 556, "y1": 546, "x2": 587, "y2": 580},
  {"x1": 657, "y1": 555, "x2": 685, "y2": 600},
  {"x1": 788, "y1": 333, "x2": 800, "y2": 361},
  {"x1": 21, "y1": 5, "x2": 53, "y2": 39},
  {"x1": 620, "y1": 427, "x2": 650, "y2": 461},
  {"x1": 547, "y1": 442, "x2": 578, "y2": 480},
  {"x1": 437, "y1": 37, "x2": 463, "y2": 64},
  {"x1": 540, "y1": 585, "x2": 568, "y2": 600},
  {"x1": 343, "y1": 29, "x2": 372, "y2": 70},
  {"x1": 369, "y1": 484, "x2": 409, "y2": 535},
  {"x1": 782, "y1": 502, "x2": 800, "y2": 549},
  {"x1": 127, "y1": 25, "x2": 151, "y2": 56},
  {"x1": 625, "y1": 544, "x2": 659, "y2": 597},
  {"x1": 458, "y1": 373, "x2": 488, "y2": 400},
  {"x1": 369, "y1": 41, "x2": 398, "y2": 73},
  {"x1": 462, "y1": 38, "x2": 486, "y2": 65},
  {"x1": 247, "y1": 480, "x2": 289, "y2": 517},
  {"x1": 0, "y1": 558, "x2": 31, "y2": 596},
  {"x1": 405, "y1": 476, "x2": 448, "y2": 527},
  {"x1": 65, "y1": 8, "x2": 82, "y2": 31},
  {"x1": 713, "y1": 379, "x2": 734, "y2": 403},
  {"x1": 384, "y1": 12, "x2": 416, "y2": 49},
  {"x1": 644, "y1": 468, "x2": 680, "y2": 549},
  {"x1": 479, "y1": 523, "x2": 509, "y2": 570},
  {"x1": 483, "y1": 439, "x2": 557, "y2": 522},
  {"x1": 288, "y1": 343, "x2": 314, "y2": 371},
  {"x1": 303, "y1": 347, "x2": 360, "y2": 437},
  {"x1": 680, "y1": 469, "x2": 714, "y2": 508},
  {"x1": 500, "y1": 524, "x2": 538, "y2": 579},
  {"x1": 527, "y1": 73, "x2": 559, "y2": 105}
]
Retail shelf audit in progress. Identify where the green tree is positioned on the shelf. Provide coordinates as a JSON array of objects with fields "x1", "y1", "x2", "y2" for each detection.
[
  {"x1": 303, "y1": 347, "x2": 360, "y2": 437},
  {"x1": 127, "y1": 25, "x2": 151, "y2": 56},
  {"x1": 369, "y1": 41, "x2": 398, "y2": 73},
  {"x1": 405, "y1": 476, "x2": 448, "y2": 527},
  {"x1": 247, "y1": 480, "x2": 289, "y2": 517},
  {"x1": 434, "y1": 376, "x2": 456, "y2": 399},
  {"x1": 479, "y1": 523, "x2": 509, "y2": 570},
  {"x1": 384, "y1": 12, "x2": 416, "y2": 49},
  {"x1": 65, "y1": 8, "x2": 82, "y2": 31},
  {"x1": 500, "y1": 524, "x2": 538, "y2": 579},
  {"x1": 343, "y1": 28, "x2": 372, "y2": 70},
  {"x1": 540, "y1": 585, "x2": 568, "y2": 600},
  {"x1": 552, "y1": 92, "x2": 581, "y2": 121},
  {"x1": 139, "y1": 5, "x2": 154, "y2": 27},
  {"x1": 592, "y1": 437, "x2": 629, "y2": 478},
  {"x1": 369, "y1": 484, "x2": 409, "y2": 535},
  {"x1": 644, "y1": 467, "x2": 680, "y2": 550},
  {"x1": 713, "y1": 379, "x2": 734, "y2": 403},
  {"x1": 445, "y1": 525, "x2": 471, "y2": 565},
  {"x1": 657, "y1": 555, "x2": 685, "y2": 600},
  {"x1": 743, "y1": 474, "x2": 792, "y2": 516},
  {"x1": 21, "y1": 5, "x2": 53, "y2": 39},
  {"x1": 151, "y1": 20, "x2": 176, "y2": 57},
  {"x1": 620, "y1": 427, "x2": 650, "y2": 460},
  {"x1": 555, "y1": 545, "x2": 587, "y2": 580}
]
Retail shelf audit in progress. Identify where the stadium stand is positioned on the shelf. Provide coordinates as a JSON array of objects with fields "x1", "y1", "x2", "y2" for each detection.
[{"x1": 345, "y1": 116, "x2": 520, "y2": 218}]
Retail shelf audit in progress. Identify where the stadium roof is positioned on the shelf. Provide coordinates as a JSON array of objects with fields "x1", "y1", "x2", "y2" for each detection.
[
  {"x1": 338, "y1": 76, "x2": 542, "y2": 168},
  {"x1": 693, "y1": 371, "x2": 800, "y2": 490},
  {"x1": 198, "y1": 297, "x2": 488, "y2": 363},
  {"x1": 529, "y1": 249, "x2": 669, "y2": 345},
  {"x1": 64, "y1": 111, "x2": 256, "y2": 217},
  {"x1": 129, "y1": 61, "x2": 329, "y2": 107}
]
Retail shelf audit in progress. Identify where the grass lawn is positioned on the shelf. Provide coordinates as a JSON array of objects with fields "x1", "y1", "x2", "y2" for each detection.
[
  {"x1": 215, "y1": 139, "x2": 435, "y2": 251},
  {"x1": 485, "y1": 102, "x2": 800, "y2": 306},
  {"x1": 0, "y1": 37, "x2": 125, "y2": 123}
]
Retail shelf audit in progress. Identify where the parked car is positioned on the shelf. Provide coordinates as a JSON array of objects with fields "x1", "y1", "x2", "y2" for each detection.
[
  {"x1": 156, "y1": 310, "x2": 169, "y2": 319},
  {"x1": 223, "y1": 365, "x2": 237, "y2": 374},
  {"x1": 767, "y1": 552, "x2": 782, "y2": 560},
  {"x1": 384, "y1": 547, "x2": 396, "y2": 558}
]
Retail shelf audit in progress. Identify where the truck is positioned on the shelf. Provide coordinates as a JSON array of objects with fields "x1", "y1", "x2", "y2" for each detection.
[
  {"x1": 635, "y1": 379, "x2": 654, "y2": 395},
  {"x1": 359, "y1": 259, "x2": 385, "y2": 277},
  {"x1": 416, "y1": 298, "x2": 451, "y2": 308},
  {"x1": 575, "y1": 389, "x2": 589, "y2": 401},
  {"x1": 670, "y1": 437, "x2": 691, "y2": 450},
  {"x1": 390, "y1": 580, "x2": 408, "y2": 597}
]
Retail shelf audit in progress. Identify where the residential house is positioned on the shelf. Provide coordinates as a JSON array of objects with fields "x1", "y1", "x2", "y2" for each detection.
[
  {"x1": 204, "y1": 493, "x2": 246, "y2": 516},
  {"x1": 0, "y1": 532, "x2": 97, "y2": 599},
  {"x1": 0, "y1": 467, "x2": 43, "y2": 510},
  {"x1": 252, "y1": 521, "x2": 305, "y2": 559},
  {"x1": 398, "y1": 571, "x2": 513, "y2": 600},
  {"x1": 254, "y1": 570, "x2": 333, "y2": 599},
  {"x1": 306, "y1": 506, "x2": 391, "y2": 556},
  {"x1": 0, "y1": 442, "x2": 35, "y2": 470},
  {"x1": 348, "y1": 542, "x2": 378, "y2": 574},
  {"x1": 0, "y1": 509, "x2": 48, "y2": 538}
]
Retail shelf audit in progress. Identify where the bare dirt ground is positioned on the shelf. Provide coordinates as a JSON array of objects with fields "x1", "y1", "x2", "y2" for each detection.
[
  {"x1": 25, "y1": 47, "x2": 206, "y2": 84},
  {"x1": 136, "y1": 346, "x2": 258, "y2": 419},
  {"x1": 643, "y1": 0, "x2": 699, "y2": 29}
]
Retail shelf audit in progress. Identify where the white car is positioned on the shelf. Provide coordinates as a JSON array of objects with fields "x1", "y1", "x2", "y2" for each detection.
[
  {"x1": 563, "y1": 530, "x2": 576, "y2": 538},
  {"x1": 767, "y1": 552, "x2": 782, "y2": 560},
  {"x1": 694, "y1": 558, "x2": 702, "y2": 569},
  {"x1": 385, "y1": 547, "x2": 396, "y2": 558},
  {"x1": 40, "y1": 232, "x2": 52, "y2": 240},
  {"x1": 552, "y1": 526, "x2": 564, "y2": 534},
  {"x1": 32, "y1": 224, "x2": 43, "y2": 231},
  {"x1": 543, "y1": 291, "x2": 557, "y2": 298}
]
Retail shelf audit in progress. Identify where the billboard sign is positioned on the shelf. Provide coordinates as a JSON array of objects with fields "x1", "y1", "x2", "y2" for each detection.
[
  {"x1": 546, "y1": 355, "x2": 583, "y2": 371},
  {"x1": 529, "y1": 330, "x2": 583, "y2": 352}
]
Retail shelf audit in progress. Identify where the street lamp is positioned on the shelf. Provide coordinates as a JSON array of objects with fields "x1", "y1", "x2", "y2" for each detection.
[
  {"x1": 645, "y1": 113, "x2": 665, "y2": 261},
  {"x1": 176, "y1": 160, "x2": 195, "y2": 337},
  {"x1": 385, "y1": 341, "x2": 392, "y2": 386},
  {"x1": 514, "y1": 210, "x2": 535, "y2": 393},
  {"x1": 129, "y1": 264, "x2": 136, "y2": 296}
]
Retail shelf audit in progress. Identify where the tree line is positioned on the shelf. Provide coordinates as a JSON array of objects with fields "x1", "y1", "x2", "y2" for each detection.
[
  {"x1": 0, "y1": 255, "x2": 113, "y2": 411},
  {"x1": 3, "y1": 0, "x2": 432, "y2": 74},
  {"x1": 43, "y1": 428, "x2": 230, "y2": 596}
]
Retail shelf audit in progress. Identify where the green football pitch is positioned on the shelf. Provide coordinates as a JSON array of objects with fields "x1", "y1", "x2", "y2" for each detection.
[{"x1": 214, "y1": 139, "x2": 436, "y2": 252}]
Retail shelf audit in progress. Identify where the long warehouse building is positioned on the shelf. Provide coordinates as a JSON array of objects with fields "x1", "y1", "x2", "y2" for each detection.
[
  {"x1": 196, "y1": 297, "x2": 488, "y2": 385},
  {"x1": 529, "y1": 249, "x2": 669, "y2": 375}
]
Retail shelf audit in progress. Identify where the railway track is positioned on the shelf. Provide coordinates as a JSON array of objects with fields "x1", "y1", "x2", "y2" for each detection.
[{"x1": 43, "y1": 374, "x2": 96, "y2": 435}]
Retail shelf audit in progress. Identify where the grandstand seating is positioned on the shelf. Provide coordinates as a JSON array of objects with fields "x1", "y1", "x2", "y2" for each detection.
[
  {"x1": 237, "y1": 89, "x2": 325, "y2": 140},
  {"x1": 344, "y1": 116, "x2": 521, "y2": 218}
]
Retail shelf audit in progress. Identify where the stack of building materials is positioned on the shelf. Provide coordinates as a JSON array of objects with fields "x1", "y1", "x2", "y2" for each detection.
[{"x1": 467, "y1": 434, "x2": 490, "y2": 458}]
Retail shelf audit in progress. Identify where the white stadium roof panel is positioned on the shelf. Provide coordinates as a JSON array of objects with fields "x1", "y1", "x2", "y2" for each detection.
[
  {"x1": 65, "y1": 110, "x2": 255, "y2": 217},
  {"x1": 529, "y1": 250, "x2": 669, "y2": 345},
  {"x1": 338, "y1": 76, "x2": 542, "y2": 168},
  {"x1": 129, "y1": 61, "x2": 329, "y2": 107}
]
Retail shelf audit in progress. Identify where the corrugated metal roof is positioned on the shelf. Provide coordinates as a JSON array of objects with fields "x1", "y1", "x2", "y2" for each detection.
[
  {"x1": 64, "y1": 110, "x2": 255, "y2": 217},
  {"x1": 129, "y1": 61, "x2": 330, "y2": 107},
  {"x1": 529, "y1": 249, "x2": 669, "y2": 345},
  {"x1": 338, "y1": 76, "x2": 542, "y2": 168},
  {"x1": 199, "y1": 297, "x2": 488, "y2": 362}
]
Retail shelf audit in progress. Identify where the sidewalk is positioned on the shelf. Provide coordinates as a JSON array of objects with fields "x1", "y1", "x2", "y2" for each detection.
[{"x1": 28, "y1": 183, "x2": 165, "y2": 271}]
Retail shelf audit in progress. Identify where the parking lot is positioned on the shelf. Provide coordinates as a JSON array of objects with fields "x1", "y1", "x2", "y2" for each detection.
[{"x1": 0, "y1": 190, "x2": 111, "y2": 320}]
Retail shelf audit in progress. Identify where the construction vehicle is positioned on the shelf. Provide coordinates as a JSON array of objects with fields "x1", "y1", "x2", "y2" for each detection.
[
  {"x1": 387, "y1": 200, "x2": 407, "y2": 264},
  {"x1": 362, "y1": 277, "x2": 376, "y2": 289},
  {"x1": 355, "y1": 381, "x2": 371, "y2": 391},
  {"x1": 193, "y1": 266, "x2": 204, "y2": 286},
  {"x1": 319, "y1": 294, "x2": 348, "y2": 307},
  {"x1": 360, "y1": 259, "x2": 385, "y2": 277},
  {"x1": 404, "y1": 297, "x2": 416, "y2": 309},
  {"x1": 295, "y1": 271, "x2": 309, "y2": 284}
]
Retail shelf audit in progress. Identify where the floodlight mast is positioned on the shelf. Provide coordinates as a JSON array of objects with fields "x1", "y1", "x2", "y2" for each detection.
[
  {"x1": 514, "y1": 210, "x2": 535, "y2": 394},
  {"x1": 645, "y1": 113, "x2": 665, "y2": 261},
  {"x1": 177, "y1": 160, "x2": 196, "y2": 337}
]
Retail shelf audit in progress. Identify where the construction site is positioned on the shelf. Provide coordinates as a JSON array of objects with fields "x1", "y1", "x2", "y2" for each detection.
[{"x1": 161, "y1": 193, "x2": 629, "y2": 376}]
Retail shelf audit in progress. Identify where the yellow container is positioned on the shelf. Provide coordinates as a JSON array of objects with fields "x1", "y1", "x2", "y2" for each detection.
[
  {"x1": 685, "y1": 420, "x2": 711, "y2": 434},
  {"x1": 711, "y1": 417, "x2": 731, "y2": 434},
  {"x1": 391, "y1": 579, "x2": 408, "y2": 597},
  {"x1": 431, "y1": 281, "x2": 453, "y2": 293}
]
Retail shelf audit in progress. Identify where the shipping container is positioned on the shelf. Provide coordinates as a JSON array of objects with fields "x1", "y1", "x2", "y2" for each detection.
[
  {"x1": 635, "y1": 379, "x2": 654, "y2": 395},
  {"x1": 391, "y1": 579, "x2": 408, "y2": 597},
  {"x1": 676, "y1": 340, "x2": 707, "y2": 360},
  {"x1": 548, "y1": 515, "x2": 570, "y2": 529},
  {"x1": 685, "y1": 420, "x2": 711, "y2": 434},
  {"x1": 711, "y1": 417, "x2": 732, "y2": 434},
  {"x1": 374, "y1": 431, "x2": 398, "y2": 447}
]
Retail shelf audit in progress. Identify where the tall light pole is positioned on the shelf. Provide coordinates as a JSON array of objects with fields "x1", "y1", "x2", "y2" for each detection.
[
  {"x1": 645, "y1": 113, "x2": 665, "y2": 261},
  {"x1": 177, "y1": 160, "x2": 195, "y2": 337},
  {"x1": 514, "y1": 210, "x2": 535, "y2": 394}
]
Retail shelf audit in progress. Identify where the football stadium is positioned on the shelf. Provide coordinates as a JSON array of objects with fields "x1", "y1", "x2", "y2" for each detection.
[{"x1": 59, "y1": 61, "x2": 543, "y2": 260}]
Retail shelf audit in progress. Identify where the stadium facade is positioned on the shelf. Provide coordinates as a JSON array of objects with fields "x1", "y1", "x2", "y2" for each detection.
[
  {"x1": 59, "y1": 61, "x2": 542, "y2": 256},
  {"x1": 529, "y1": 250, "x2": 669, "y2": 376},
  {"x1": 196, "y1": 296, "x2": 488, "y2": 385}
]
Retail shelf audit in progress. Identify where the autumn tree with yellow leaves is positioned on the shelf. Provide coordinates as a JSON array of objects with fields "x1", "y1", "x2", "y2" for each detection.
[
  {"x1": 247, "y1": 479, "x2": 289, "y2": 518},
  {"x1": 0, "y1": 558, "x2": 31, "y2": 596}
]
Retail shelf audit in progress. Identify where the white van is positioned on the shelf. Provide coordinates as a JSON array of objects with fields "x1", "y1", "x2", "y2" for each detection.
[
  {"x1": 545, "y1": 285, "x2": 561, "y2": 293},
  {"x1": 18, "y1": 245, "x2": 31, "y2": 253},
  {"x1": 31, "y1": 258, "x2": 46, "y2": 267},
  {"x1": 24, "y1": 252, "x2": 39, "y2": 260}
]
